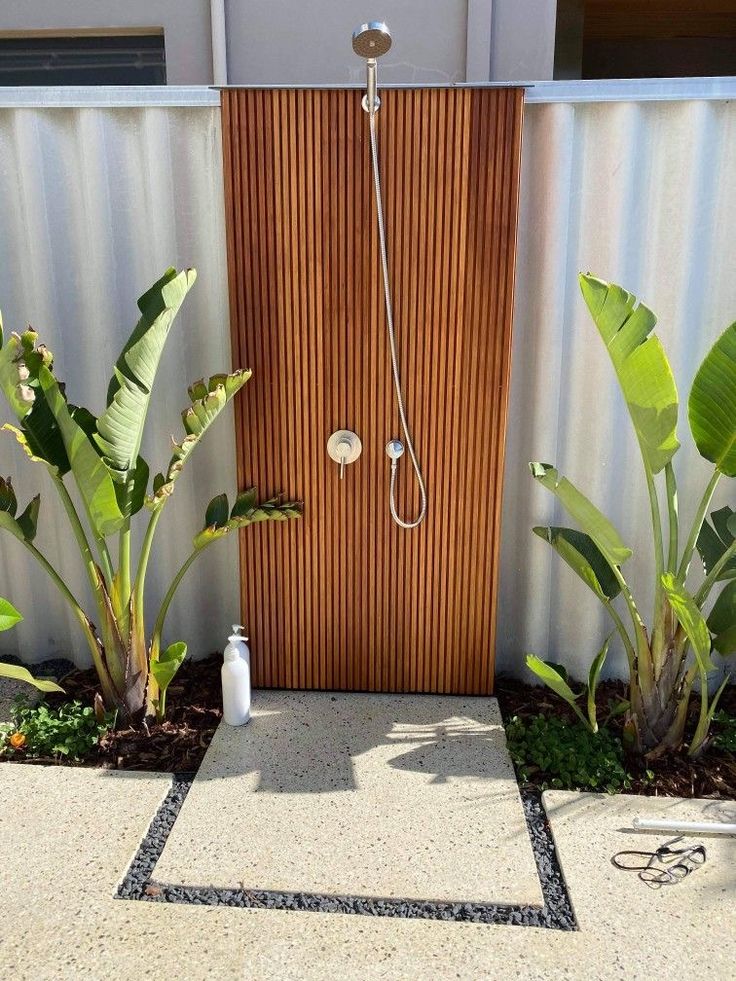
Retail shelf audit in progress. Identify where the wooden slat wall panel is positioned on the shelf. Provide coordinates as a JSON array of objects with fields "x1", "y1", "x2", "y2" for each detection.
[{"x1": 221, "y1": 87, "x2": 523, "y2": 694}]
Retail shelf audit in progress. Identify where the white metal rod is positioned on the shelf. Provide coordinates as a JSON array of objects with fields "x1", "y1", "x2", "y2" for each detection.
[
  {"x1": 633, "y1": 816, "x2": 736, "y2": 836},
  {"x1": 210, "y1": 0, "x2": 228, "y2": 86}
]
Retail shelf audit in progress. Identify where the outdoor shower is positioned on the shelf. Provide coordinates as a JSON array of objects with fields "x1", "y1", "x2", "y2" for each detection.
[
  {"x1": 221, "y1": 48, "x2": 522, "y2": 688},
  {"x1": 352, "y1": 22, "x2": 427, "y2": 529}
]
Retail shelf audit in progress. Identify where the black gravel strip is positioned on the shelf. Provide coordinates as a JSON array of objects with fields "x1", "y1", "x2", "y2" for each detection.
[{"x1": 117, "y1": 776, "x2": 577, "y2": 930}]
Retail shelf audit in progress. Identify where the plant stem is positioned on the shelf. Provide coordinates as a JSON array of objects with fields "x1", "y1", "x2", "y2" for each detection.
[
  {"x1": 23, "y1": 540, "x2": 86, "y2": 613},
  {"x1": 644, "y1": 463, "x2": 665, "y2": 613},
  {"x1": 118, "y1": 522, "x2": 132, "y2": 635},
  {"x1": 21, "y1": 539, "x2": 114, "y2": 696},
  {"x1": 151, "y1": 544, "x2": 208, "y2": 650},
  {"x1": 603, "y1": 598, "x2": 636, "y2": 670},
  {"x1": 133, "y1": 507, "x2": 164, "y2": 627},
  {"x1": 664, "y1": 462, "x2": 678, "y2": 572},
  {"x1": 609, "y1": 564, "x2": 645, "y2": 640},
  {"x1": 51, "y1": 473, "x2": 111, "y2": 589},
  {"x1": 54, "y1": 471, "x2": 114, "y2": 584},
  {"x1": 677, "y1": 467, "x2": 721, "y2": 581},
  {"x1": 694, "y1": 537, "x2": 736, "y2": 606}
]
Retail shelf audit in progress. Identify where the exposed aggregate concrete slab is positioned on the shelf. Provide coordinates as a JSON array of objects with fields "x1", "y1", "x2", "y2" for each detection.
[
  {"x1": 544, "y1": 790, "x2": 736, "y2": 979},
  {"x1": 153, "y1": 692, "x2": 543, "y2": 905},
  {"x1": 2, "y1": 741, "x2": 734, "y2": 979}
]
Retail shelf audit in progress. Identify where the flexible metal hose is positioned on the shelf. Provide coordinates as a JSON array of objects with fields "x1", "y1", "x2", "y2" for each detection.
[{"x1": 368, "y1": 108, "x2": 427, "y2": 528}]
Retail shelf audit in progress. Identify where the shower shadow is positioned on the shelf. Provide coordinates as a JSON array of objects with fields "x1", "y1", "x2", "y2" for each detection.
[{"x1": 198, "y1": 690, "x2": 506, "y2": 795}]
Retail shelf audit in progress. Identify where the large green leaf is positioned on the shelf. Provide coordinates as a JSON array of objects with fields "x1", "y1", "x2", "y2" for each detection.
[
  {"x1": 150, "y1": 641, "x2": 187, "y2": 695},
  {"x1": 0, "y1": 325, "x2": 69, "y2": 473},
  {"x1": 115, "y1": 455, "x2": 149, "y2": 519},
  {"x1": 0, "y1": 661, "x2": 64, "y2": 693},
  {"x1": 0, "y1": 511, "x2": 26, "y2": 543},
  {"x1": 661, "y1": 573, "x2": 715, "y2": 673},
  {"x1": 579, "y1": 274, "x2": 679, "y2": 473},
  {"x1": 525, "y1": 655, "x2": 587, "y2": 728},
  {"x1": 148, "y1": 370, "x2": 251, "y2": 509},
  {"x1": 713, "y1": 625, "x2": 736, "y2": 656},
  {"x1": 708, "y1": 580, "x2": 736, "y2": 636},
  {"x1": 697, "y1": 507, "x2": 736, "y2": 581},
  {"x1": 533, "y1": 526, "x2": 621, "y2": 601},
  {"x1": 193, "y1": 490, "x2": 301, "y2": 550},
  {"x1": 529, "y1": 463, "x2": 632, "y2": 567},
  {"x1": 15, "y1": 495, "x2": 40, "y2": 542},
  {"x1": 39, "y1": 366, "x2": 125, "y2": 537},
  {"x1": 688, "y1": 321, "x2": 736, "y2": 476},
  {"x1": 95, "y1": 269, "x2": 196, "y2": 488},
  {"x1": 0, "y1": 597, "x2": 22, "y2": 631},
  {"x1": 0, "y1": 487, "x2": 40, "y2": 544},
  {"x1": 587, "y1": 635, "x2": 611, "y2": 732},
  {"x1": 0, "y1": 476, "x2": 16, "y2": 515}
]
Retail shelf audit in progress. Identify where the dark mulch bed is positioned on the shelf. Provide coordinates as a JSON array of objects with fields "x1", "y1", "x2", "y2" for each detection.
[
  {"x1": 496, "y1": 675, "x2": 736, "y2": 800},
  {"x1": 5, "y1": 653, "x2": 223, "y2": 772}
]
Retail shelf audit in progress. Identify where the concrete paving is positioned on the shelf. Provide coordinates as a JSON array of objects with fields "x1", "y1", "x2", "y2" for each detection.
[
  {"x1": 153, "y1": 691, "x2": 542, "y2": 905},
  {"x1": 543, "y1": 790, "x2": 736, "y2": 978},
  {"x1": 1, "y1": 741, "x2": 735, "y2": 979}
]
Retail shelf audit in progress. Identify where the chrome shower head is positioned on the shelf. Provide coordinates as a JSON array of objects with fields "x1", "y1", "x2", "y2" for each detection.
[
  {"x1": 352, "y1": 22, "x2": 392, "y2": 60},
  {"x1": 352, "y1": 22, "x2": 391, "y2": 113}
]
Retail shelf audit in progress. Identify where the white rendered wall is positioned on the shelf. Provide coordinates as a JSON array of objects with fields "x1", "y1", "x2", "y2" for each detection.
[
  {"x1": 0, "y1": 0, "x2": 213, "y2": 85},
  {"x1": 0, "y1": 1, "x2": 560, "y2": 85}
]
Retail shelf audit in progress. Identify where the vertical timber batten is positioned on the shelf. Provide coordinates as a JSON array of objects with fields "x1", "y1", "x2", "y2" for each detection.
[{"x1": 221, "y1": 87, "x2": 523, "y2": 694}]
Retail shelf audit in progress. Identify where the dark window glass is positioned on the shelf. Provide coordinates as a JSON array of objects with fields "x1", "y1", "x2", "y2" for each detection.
[{"x1": 0, "y1": 34, "x2": 166, "y2": 86}]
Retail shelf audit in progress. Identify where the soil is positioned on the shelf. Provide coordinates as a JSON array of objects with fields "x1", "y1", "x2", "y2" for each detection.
[
  {"x1": 495, "y1": 676, "x2": 736, "y2": 800},
  {"x1": 3, "y1": 653, "x2": 224, "y2": 772}
]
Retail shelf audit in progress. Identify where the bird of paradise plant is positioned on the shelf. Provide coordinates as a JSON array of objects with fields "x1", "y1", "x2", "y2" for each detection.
[
  {"x1": 0, "y1": 268, "x2": 299, "y2": 722},
  {"x1": 528, "y1": 274, "x2": 735, "y2": 758}
]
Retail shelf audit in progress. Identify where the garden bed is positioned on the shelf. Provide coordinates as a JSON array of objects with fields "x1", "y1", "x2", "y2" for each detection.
[
  {"x1": 4, "y1": 661, "x2": 736, "y2": 800},
  {"x1": 1, "y1": 653, "x2": 223, "y2": 772},
  {"x1": 496, "y1": 676, "x2": 736, "y2": 800}
]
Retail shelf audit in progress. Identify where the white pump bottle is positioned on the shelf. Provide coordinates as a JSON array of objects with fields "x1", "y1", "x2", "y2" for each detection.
[{"x1": 221, "y1": 624, "x2": 251, "y2": 726}]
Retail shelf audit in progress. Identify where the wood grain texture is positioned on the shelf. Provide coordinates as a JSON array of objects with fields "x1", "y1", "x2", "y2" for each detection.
[{"x1": 221, "y1": 87, "x2": 523, "y2": 694}]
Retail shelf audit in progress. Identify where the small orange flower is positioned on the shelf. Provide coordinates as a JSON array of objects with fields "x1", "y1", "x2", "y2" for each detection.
[{"x1": 9, "y1": 732, "x2": 26, "y2": 750}]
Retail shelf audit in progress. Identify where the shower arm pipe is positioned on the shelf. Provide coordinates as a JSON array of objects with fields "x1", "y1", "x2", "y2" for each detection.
[
  {"x1": 210, "y1": 0, "x2": 228, "y2": 86},
  {"x1": 366, "y1": 59, "x2": 378, "y2": 113}
]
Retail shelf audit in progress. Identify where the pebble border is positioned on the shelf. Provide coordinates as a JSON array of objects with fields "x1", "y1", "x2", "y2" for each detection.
[{"x1": 116, "y1": 774, "x2": 576, "y2": 930}]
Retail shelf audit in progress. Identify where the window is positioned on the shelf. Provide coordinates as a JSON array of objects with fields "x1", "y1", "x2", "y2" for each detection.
[
  {"x1": 555, "y1": 1, "x2": 736, "y2": 80},
  {"x1": 0, "y1": 33, "x2": 166, "y2": 86}
]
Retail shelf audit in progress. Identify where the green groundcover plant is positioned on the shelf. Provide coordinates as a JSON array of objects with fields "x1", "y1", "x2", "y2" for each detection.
[
  {"x1": 712, "y1": 710, "x2": 736, "y2": 753},
  {"x1": 0, "y1": 696, "x2": 115, "y2": 759},
  {"x1": 528, "y1": 274, "x2": 736, "y2": 759},
  {"x1": 0, "y1": 268, "x2": 300, "y2": 723},
  {"x1": 506, "y1": 714, "x2": 633, "y2": 793}
]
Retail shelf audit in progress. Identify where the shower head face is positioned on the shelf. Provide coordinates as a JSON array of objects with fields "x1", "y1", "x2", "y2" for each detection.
[{"x1": 352, "y1": 22, "x2": 392, "y2": 59}]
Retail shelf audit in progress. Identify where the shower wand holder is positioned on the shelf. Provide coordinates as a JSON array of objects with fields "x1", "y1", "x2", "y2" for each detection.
[{"x1": 362, "y1": 93, "x2": 380, "y2": 113}]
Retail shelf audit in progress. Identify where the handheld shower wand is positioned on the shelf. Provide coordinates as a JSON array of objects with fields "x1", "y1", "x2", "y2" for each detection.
[
  {"x1": 352, "y1": 23, "x2": 428, "y2": 529},
  {"x1": 352, "y1": 22, "x2": 391, "y2": 112}
]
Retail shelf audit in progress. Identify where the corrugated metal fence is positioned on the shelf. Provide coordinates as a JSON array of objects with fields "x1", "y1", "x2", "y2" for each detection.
[
  {"x1": 0, "y1": 96, "x2": 239, "y2": 666},
  {"x1": 501, "y1": 90, "x2": 736, "y2": 680},
  {"x1": 1, "y1": 85, "x2": 735, "y2": 681}
]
